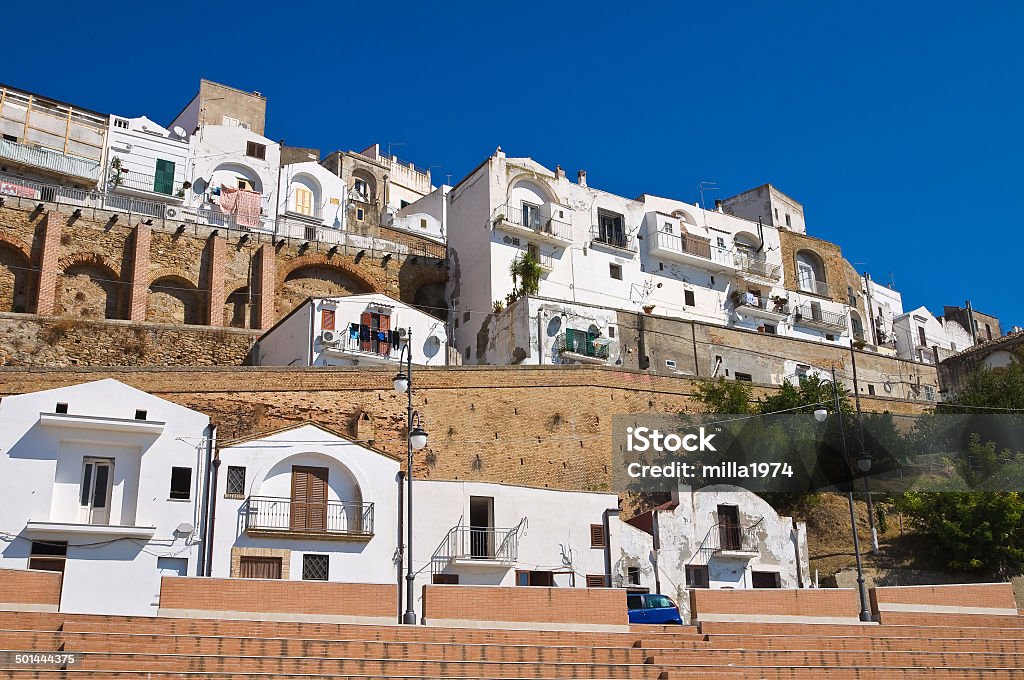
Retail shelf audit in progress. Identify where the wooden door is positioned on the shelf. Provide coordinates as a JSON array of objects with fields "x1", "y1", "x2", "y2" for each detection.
[{"x1": 290, "y1": 466, "x2": 328, "y2": 531}]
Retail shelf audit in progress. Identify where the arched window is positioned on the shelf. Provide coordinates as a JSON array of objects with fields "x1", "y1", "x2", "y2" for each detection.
[{"x1": 795, "y1": 250, "x2": 827, "y2": 295}]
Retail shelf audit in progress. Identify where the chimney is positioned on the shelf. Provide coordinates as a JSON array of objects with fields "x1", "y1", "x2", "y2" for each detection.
[
  {"x1": 715, "y1": 199, "x2": 724, "y2": 213},
  {"x1": 555, "y1": 165, "x2": 565, "y2": 180},
  {"x1": 577, "y1": 170, "x2": 587, "y2": 187}
]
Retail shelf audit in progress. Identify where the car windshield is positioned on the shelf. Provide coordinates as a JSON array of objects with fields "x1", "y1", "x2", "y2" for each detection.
[
  {"x1": 627, "y1": 595, "x2": 643, "y2": 610},
  {"x1": 646, "y1": 595, "x2": 674, "y2": 609}
]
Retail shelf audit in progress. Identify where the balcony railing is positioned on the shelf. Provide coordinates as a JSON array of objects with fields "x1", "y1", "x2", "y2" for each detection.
[
  {"x1": 110, "y1": 171, "x2": 186, "y2": 198},
  {"x1": 243, "y1": 496, "x2": 374, "y2": 538},
  {"x1": 590, "y1": 225, "x2": 636, "y2": 252},
  {"x1": 691, "y1": 518, "x2": 764, "y2": 564},
  {"x1": 734, "y1": 253, "x2": 782, "y2": 280},
  {"x1": 496, "y1": 203, "x2": 572, "y2": 242},
  {"x1": 0, "y1": 139, "x2": 101, "y2": 182},
  {"x1": 323, "y1": 325, "x2": 398, "y2": 359},
  {"x1": 735, "y1": 294, "x2": 790, "y2": 316},
  {"x1": 798, "y1": 278, "x2": 832, "y2": 298},
  {"x1": 557, "y1": 328, "x2": 610, "y2": 361},
  {"x1": 432, "y1": 525, "x2": 520, "y2": 566},
  {"x1": 794, "y1": 303, "x2": 846, "y2": 329},
  {"x1": 650, "y1": 230, "x2": 735, "y2": 268}
]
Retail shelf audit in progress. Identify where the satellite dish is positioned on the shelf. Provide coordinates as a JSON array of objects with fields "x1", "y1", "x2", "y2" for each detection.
[
  {"x1": 175, "y1": 522, "x2": 195, "y2": 535},
  {"x1": 173, "y1": 125, "x2": 187, "y2": 138}
]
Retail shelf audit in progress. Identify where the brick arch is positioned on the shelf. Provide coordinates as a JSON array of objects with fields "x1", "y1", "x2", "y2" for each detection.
[
  {"x1": 0, "y1": 232, "x2": 31, "y2": 262},
  {"x1": 147, "y1": 267, "x2": 199, "y2": 289},
  {"x1": 56, "y1": 252, "x2": 123, "y2": 320},
  {"x1": 276, "y1": 254, "x2": 382, "y2": 293},
  {"x1": 58, "y1": 252, "x2": 121, "y2": 280}
]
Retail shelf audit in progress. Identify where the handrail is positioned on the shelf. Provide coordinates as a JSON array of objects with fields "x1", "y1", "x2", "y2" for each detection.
[
  {"x1": 243, "y1": 495, "x2": 374, "y2": 535},
  {"x1": 496, "y1": 203, "x2": 572, "y2": 241},
  {"x1": 688, "y1": 517, "x2": 764, "y2": 565}
]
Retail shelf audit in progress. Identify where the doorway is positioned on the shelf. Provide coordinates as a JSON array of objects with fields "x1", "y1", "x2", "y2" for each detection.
[
  {"x1": 80, "y1": 458, "x2": 114, "y2": 525},
  {"x1": 469, "y1": 496, "x2": 494, "y2": 558},
  {"x1": 717, "y1": 504, "x2": 741, "y2": 550}
]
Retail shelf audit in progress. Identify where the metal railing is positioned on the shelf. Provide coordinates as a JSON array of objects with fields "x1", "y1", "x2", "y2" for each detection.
[
  {"x1": 0, "y1": 139, "x2": 101, "y2": 182},
  {"x1": 243, "y1": 496, "x2": 374, "y2": 536},
  {"x1": 590, "y1": 225, "x2": 636, "y2": 251},
  {"x1": 651, "y1": 230, "x2": 735, "y2": 267},
  {"x1": 496, "y1": 203, "x2": 572, "y2": 241},
  {"x1": 735, "y1": 294, "x2": 790, "y2": 315},
  {"x1": 110, "y1": 171, "x2": 186, "y2": 198},
  {"x1": 557, "y1": 328, "x2": 610, "y2": 360},
  {"x1": 798, "y1": 278, "x2": 832, "y2": 298},
  {"x1": 690, "y1": 517, "x2": 764, "y2": 564},
  {"x1": 794, "y1": 303, "x2": 847, "y2": 329},
  {"x1": 431, "y1": 525, "x2": 520, "y2": 565},
  {"x1": 734, "y1": 253, "x2": 782, "y2": 280},
  {"x1": 323, "y1": 326, "x2": 397, "y2": 358}
]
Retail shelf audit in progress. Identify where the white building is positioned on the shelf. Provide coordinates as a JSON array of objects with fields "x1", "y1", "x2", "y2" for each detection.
[
  {"x1": 390, "y1": 184, "x2": 449, "y2": 242},
  {"x1": 445, "y1": 149, "x2": 849, "y2": 366},
  {"x1": 0, "y1": 379, "x2": 211, "y2": 616},
  {"x1": 104, "y1": 114, "x2": 191, "y2": 213},
  {"x1": 253, "y1": 293, "x2": 449, "y2": 368},
  {"x1": 862, "y1": 274, "x2": 904, "y2": 351},
  {"x1": 618, "y1": 485, "x2": 810, "y2": 621},
  {"x1": 275, "y1": 160, "x2": 349, "y2": 240},
  {"x1": 893, "y1": 306, "x2": 958, "y2": 367}
]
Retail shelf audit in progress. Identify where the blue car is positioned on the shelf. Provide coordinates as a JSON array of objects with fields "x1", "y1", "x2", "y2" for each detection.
[{"x1": 627, "y1": 593, "x2": 684, "y2": 625}]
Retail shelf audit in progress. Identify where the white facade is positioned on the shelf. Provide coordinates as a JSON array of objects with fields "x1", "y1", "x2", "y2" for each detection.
[
  {"x1": 253, "y1": 293, "x2": 449, "y2": 368},
  {"x1": 863, "y1": 275, "x2": 904, "y2": 349},
  {"x1": 390, "y1": 184, "x2": 449, "y2": 242},
  {"x1": 187, "y1": 125, "x2": 281, "y2": 230},
  {"x1": 446, "y1": 150, "x2": 849, "y2": 366},
  {"x1": 278, "y1": 160, "x2": 348, "y2": 231},
  {"x1": 0, "y1": 379, "x2": 210, "y2": 616},
  {"x1": 893, "y1": 306, "x2": 957, "y2": 365},
  {"x1": 617, "y1": 485, "x2": 810, "y2": 621},
  {"x1": 105, "y1": 115, "x2": 190, "y2": 205}
]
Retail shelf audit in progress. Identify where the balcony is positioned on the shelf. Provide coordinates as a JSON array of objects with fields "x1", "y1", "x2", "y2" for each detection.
[
  {"x1": 647, "y1": 229, "x2": 736, "y2": 272},
  {"x1": 556, "y1": 328, "x2": 610, "y2": 365},
  {"x1": 794, "y1": 303, "x2": 847, "y2": 331},
  {"x1": 733, "y1": 293, "x2": 790, "y2": 322},
  {"x1": 110, "y1": 170, "x2": 186, "y2": 199},
  {"x1": 734, "y1": 252, "x2": 782, "y2": 282},
  {"x1": 798, "y1": 278, "x2": 832, "y2": 299},
  {"x1": 495, "y1": 203, "x2": 573, "y2": 246},
  {"x1": 590, "y1": 225, "x2": 636, "y2": 254},
  {"x1": 431, "y1": 525, "x2": 520, "y2": 569},
  {"x1": 242, "y1": 496, "x2": 374, "y2": 541},
  {"x1": 693, "y1": 518, "x2": 764, "y2": 563},
  {"x1": 321, "y1": 325, "x2": 400, "y2": 366},
  {"x1": 0, "y1": 138, "x2": 101, "y2": 182}
]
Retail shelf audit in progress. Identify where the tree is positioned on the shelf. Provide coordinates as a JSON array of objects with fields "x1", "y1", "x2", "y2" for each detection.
[
  {"x1": 693, "y1": 377, "x2": 752, "y2": 414},
  {"x1": 506, "y1": 253, "x2": 542, "y2": 305}
]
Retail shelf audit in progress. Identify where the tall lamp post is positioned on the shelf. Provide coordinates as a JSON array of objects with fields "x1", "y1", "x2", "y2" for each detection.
[
  {"x1": 814, "y1": 366, "x2": 873, "y2": 623},
  {"x1": 393, "y1": 330, "x2": 429, "y2": 625}
]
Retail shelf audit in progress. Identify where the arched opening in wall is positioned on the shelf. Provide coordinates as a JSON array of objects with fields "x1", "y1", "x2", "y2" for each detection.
[
  {"x1": 147, "y1": 276, "x2": 203, "y2": 325},
  {"x1": 350, "y1": 169, "x2": 377, "y2": 204},
  {"x1": 224, "y1": 286, "x2": 254, "y2": 328},
  {"x1": 850, "y1": 310, "x2": 865, "y2": 341},
  {"x1": 288, "y1": 173, "x2": 322, "y2": 218},
  {"x1": 795, "y1": 250, "x2": 827, "y2": 295},
  {"x1": 507, "y1": 178, "x2": 557, "y2": 223},
  {"x1": 413, "y1": 281, "x2": 447, "y2": 320},
  {"x1": 277, "y1": 265, "x2": 373, "y2": 319},
  {"x1": 57, "y1": 264, "x2": 121, "y2": 320},
  {"x1": 210, "y1": 162, "x2": 263, "y2": 194},
  {"x1": 0, "y1": 243, "x2": 31, "y2": 313}
]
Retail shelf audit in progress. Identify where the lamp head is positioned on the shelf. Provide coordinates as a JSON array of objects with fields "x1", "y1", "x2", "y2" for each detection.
[
  {"x1": 409, "y1": 426, "x2": 428, "y2": 451},
  {"x1": 393, "y1": 373, "x2": 409, "y2": 395},
  {"x1": 857, "y1": 455, "x2": 872, "y2": 473},
  {"x1": 814, "y1": 408, "x2": 828, "y2": 423}
]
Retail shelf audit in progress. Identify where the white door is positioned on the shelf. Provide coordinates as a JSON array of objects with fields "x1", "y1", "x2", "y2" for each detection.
[
  {"x1": 797, "y1": 261, "x2": 816, "y2": 292},
  {"x1": 80, "y1": 459, "x2": 113, "y2": 525}
]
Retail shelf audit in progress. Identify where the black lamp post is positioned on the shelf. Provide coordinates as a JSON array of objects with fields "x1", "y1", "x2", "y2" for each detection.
[
  {"x1": 393, "y1": 330, "x2": 428, "y2": 625},
  {"x1": 814, "y1": 366, "x2": 873, "y2": 623}
]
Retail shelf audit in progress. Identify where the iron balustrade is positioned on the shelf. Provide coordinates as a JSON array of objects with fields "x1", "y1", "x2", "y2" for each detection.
[
  {"x1": 794, "y1": 303, "x2": 847, "y2": 329},
  {"x1": 652, "y1": 230, "x2": 735, "y2": 267},
  {"x1": 110, "y1": 171, "x2": 186, "y2": 197},
  {"x1": 734, "y1": 253, "x2": 782, "y2": 280},
  {"x1": 243, "y1": 496, "x2": 374, "y2": 536},
  {"x1": 690, "y1": 517, "x2": 764, "y2": 564},
  {"x1": 590, "y1": 224, "x2": 636, "y2": 251},
  {"x1": 798, "y1": 278, "x2": 832, "y2": 298},
  {"x1": 496, "y1": 203, "x2": 572, "y2": 241},
  {"x1": 736, "y1": 294, "x2": 790, "y2": 315},
  {"x1": 431, "y1": 525, "x2": 520, "y2": 564},
  {"x1": 557, "y1": 328, "x2": 610, "y2": 360},
  {"x1": 0, "y1": 139, "x2": 101, "y2": 182}
]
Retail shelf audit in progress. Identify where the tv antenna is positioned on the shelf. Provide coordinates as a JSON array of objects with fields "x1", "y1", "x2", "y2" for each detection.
[{"x1": 697, "y1": 181, "x2": 719, "y2": 210}]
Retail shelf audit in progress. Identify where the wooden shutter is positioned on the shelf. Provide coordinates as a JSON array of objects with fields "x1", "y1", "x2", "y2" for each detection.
[
  {"x1": 321, "y1": 309, "x2": 335, "y2": 331},
  {"x1": 154, "y1": 159, "x2": 175, "y2": 195},
  {"x1": 590, "y1": 523, "x2": 606, "y2": 548},
  {"x1": 239, "y1": 556, "x2": 282, "y2": 579},
  {"x1": 360, "y1": 311, "x2": 372, "y2": 352},
  {"x1": 378, "y1": 314, "x2": 391, "y2": 355},
  {"x1": 295, "y1": 187, "x2": 313, "y2": 216},
  {"x1": 290, "y1": 466, "x2": 328, "y2": 531},
  {"x1": 586, "y1": 574, "x2": 607, "y2": 588}
]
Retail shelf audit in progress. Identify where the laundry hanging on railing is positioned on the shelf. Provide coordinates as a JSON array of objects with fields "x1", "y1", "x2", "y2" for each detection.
[{"x1": 219, "y1": 185, "x2": 262, "y2": 228}]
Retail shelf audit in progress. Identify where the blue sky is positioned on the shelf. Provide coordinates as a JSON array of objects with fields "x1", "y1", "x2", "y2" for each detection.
[{"x1": 7, "y1": 2, "x2": 1022, "y2": 328}]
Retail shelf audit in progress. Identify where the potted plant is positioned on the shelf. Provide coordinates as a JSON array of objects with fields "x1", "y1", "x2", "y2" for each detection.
[
  {"x1": 642, "y1": 304, "x2": 655, "y2": 315},
  {"x1": 771, "y1": 295, "x2": 788, "y2": 312},
  {"x1": 492, "y1": 300, "x2": 504, "y2": 313},
  {"x1": 730, "y1": 289, "x2": 747, "y2": 306},
  {"x1": 853, "y1": 338, "x2": 867, "y2": 350}
]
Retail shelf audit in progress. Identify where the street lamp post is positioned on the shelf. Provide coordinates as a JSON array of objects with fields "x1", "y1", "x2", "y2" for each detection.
[
  {"x1": 814, "y1": 366, "x2": 874, "y2": 623},
  {"x1": 393, "y1": 330, "x2": 428, "y2": 625}
]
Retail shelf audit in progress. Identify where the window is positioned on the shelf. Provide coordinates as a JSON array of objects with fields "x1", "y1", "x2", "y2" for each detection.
[
  {"x1": 225, "y1": 466, "x2": 246, "y2": 497},
  {"x1": 763, "y1": 324, "x2": 777, "y2": 335},
  {"x1": 608, "y1": 326, "x2": 615, "y2": 338},
  {"x1": 986, "y1": 324, "x2": 992, "y2": 340},
  {"x1": 321, "y1": 309, "x2": 335, "y2": 330},
  {"x1": 302, "y1": 554, "x2": 329, "y2": 581},
  {"x1": 586, "y1": 575, "x2": 607, "y2": 588},
  {"x1": 774, "y1": 207, "x2": 779, "y2": 220},
  {"x1": 56, "y1": 402, "x2": 68, "y2": 414},
  {"x1": 80, "y1": 459, "x2": 113, "y2": 525},
  {"x1": 223, "y1": 115, "x2": 240, "y2": 127},
  {"x1": 432, "y1": 573, "x2": 459, "y2": 584},
  {"x1": 170, "y1": 467, "x2": 192, "y2": 500},
  {"x1": 238, "y1": 556, "x2": 282, "y2": 579},
  {"x1": 684, "y1": 290, "x2": 695, "y2": 307},
  {"x1": 646, "y1": 594, "x2": 675, "y2": 608},
  {"x1": 659, "y1": 262, "x2": 664, "y2": 271},
  {"x1": 294, "y1": 186, "x2": 313, "y2": 216},
  {"x1": 825, "y1": 334, "x2": 835, "y2": 341},
  {"x1": 597, "y1": 211, "x2": 625, "y2": 247},
  {"x1": 735, "y1": 372, "x2": 753, "y2": 382},
  {"x1": 527, "y1": 243, "x2": 541, "y2": 262},
  {"x1": 356, "y1": 208, "x2": 364, "y2": 221},
  {"x1": 29, "y1": 540, "x2": 67, "y2": 573},
  {"x1": 627, "y1": 566, "x2": 641, "y2": 586},
  {"x1": 245, "y1": 141, "x2": 266, "y2": 160},
  {"x1": 752, "y1": 571, "x2": 781, "y2": 588},
  {"x1": 716, "y1": 237, "x2": 726, "y2": 249},
  {"x1": 923, "y1": 385, "x2": 936, "y2": 401},
  {"x1": 114, "y1": 118, "x2": 129, "y2": 129},
  {"x1": 847, "y1": 286, "x2": 857, "y2": 307},
  {"x1": 516, "y1": 570, "x2": 555, "y2": 586},
  {"x1": 918, "y1": 326, "x2": 927, "y2": 346},
  {"x1": 868, "y1": 384, "x2": 876, "y2": 396},
  {"x1": 627, "y1": 594, "x2": 644, "y2": 610},
  {"x1": 135, "y1": 410, "x2": 148, "y2": 420},
  {"x1": 685, "y1": 565, "x2": 709, "y2": 588},
  {"x1": 464, "y1": 346, "x2": 470, "y2": 360},
  {"x1": 666, "y1": 359, "x2": 677, "y2": 369},
  {"x1": 663, "y1": 222, "x2": 673, "y2": 234},
  {"x1": 785, "y1": 213, "x2": 791, "y2": 227},
  {"x1": 511, "y1": 237, "x2": 520, "y2": 246},
  {"x1": 522, "y1": 202, "x2": 539, "y2": 228},
  {"x1": 609, "y1": 263, "x2": 622, "y2": 280},
  {"x1": 237, "y1": 178, "x2": 253, "y2": 191},
  {"x1": 400, "y1": 200, "x2": 410, "y2": 209},
  {"x1": 590, "y1": 524, "x2": 606, "y2": 548},
  {"x1": 353, "y1": 179, "x2": 368, "y2": 199},
  {"x1": 154, "y1": 159, "x2": 175, "y2": 195},
  {"x1": 420, "y1": 218, "x2": 428, "y2": 229},
  {"x1": 2, "y1": 133, "x2": 17, "y2": 142},
  {"x1": 463, "y1": 311, "x2": 471, "y2": 322}
]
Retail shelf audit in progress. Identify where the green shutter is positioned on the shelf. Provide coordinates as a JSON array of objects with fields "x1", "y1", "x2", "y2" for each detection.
[{"x1": 153, "y1": 159, "x2": 175, "y2": 195}]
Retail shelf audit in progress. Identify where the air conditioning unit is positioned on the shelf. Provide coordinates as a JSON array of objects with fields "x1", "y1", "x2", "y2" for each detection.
[
  {"x1": 163, "y1": 206, "x2": 179, "y2": 219},
  {"x1": 321, "y1": 329, "x2": 339, "y2": 345},
  {"x1": 397, "y1": 327, "x2": 409, "y2": 339}
]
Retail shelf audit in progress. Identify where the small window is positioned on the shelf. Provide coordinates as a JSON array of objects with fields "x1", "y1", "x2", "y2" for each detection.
[
  {"x1": 55, "y1": 402, "x2": 69, "y2": 414},
  {"x1": 735, "y1": 372, "x2": 753, "y2": 382},
  {"x1": 511, "y1": 237, "x2": 520, "y2": 246},
  {"x1": 763, "y1": 324, "x2": 777, "y2": 335},
  {"x1": 225, "y1": 466, "x2": 246, "y2": 497},
  {"x1": 463, "y1": 311, "x2": 471, "y2": 322},
  {"x1": 924, "y1": 385, "x2": 936, "y2": 401},
  {"x1": 825, "y1": 334, "x2": 835, "y2": 341},
  {"x1": 420, "y1": 218, "x2": 427, "y2": 229},
  {"x1": 666, "y1": 359, "x2": 677, "y2": 369},
  {"x1": 302, "y1": 554, "x2": 329, "y2": 581},
  {"x1": 245, "y1": 141, "x2": 266, "y2": 160},
  {"x1": 236, "y1": 178, "x2": 253, "y2": 191},
  {"x1": 169, "y1": 467, "x2": 192, "y2": 500},
  {"x1": 223, "y1": 115, "x2": 240, "y2": 127},
  {"x1": 356, "y1": 208, "x2": 364, "y2": 221},
  {"x1": 867, "y1": 384, "x2": 876, "y2": 396},
  {"x1": 684, "y1": 290, "x2": 695, "y2": 307},
  {"x1": 608, "y1": 326, "x2": 616, "y2": 338},
  {"x1": 516, "y1": 570, "x2": 555, "y2": 586},
  {"x1": 627, "y1": 566, "x2": 641, "y2": 585},
  {"x1": 685, "y1": 564, "x2": 709, "y2": 588},
  {"x1": 590, "y1": 524, "x2": 606, "y2": 548},
  {"x1": 114, "y1": 118, "x2": 129, "y2": 129},
  {"x1": 432, "y1": 573, "x2": 459, "y2": 584},
  {"x1": 752, "y1": 571, "x2": 781, "y2": 588},
  {"x1": 716, "y1": 237, "x2": 725, "y2": 249},
  {"x1": 710, "y1": 276, "x2": 715, "y2": 285},
  {"x1": 609, "y1": 264, "x2": 622, "y2": 280},
  {"x1": 321, "y1": 309, "x2": 336, "y2": 331},
  {"x1": 134, "y1": 410, "x2": 147, "y2": 420},
  {"x1": 774, "y1": 207, "x2": 779, "y2": 220},
  {"x1": 2, "y1": 133, "x2": 17, "y2": 142},
  {"x1": 785, "y1": 213, "x2": 791, "y2": 227},
  {"x1": 663, "y1": 222, "x2": 673, "y2": 234},
  {"x1": 29, "y1": 540, "x2": 67, "y2": 573},
  {"x1": 659, "y1": 262, "x2": 664, "y2": 271},
  {"x1": 464, "y1": 346, "x2": 470, "y2": 360},
  {"x1": 985, "y1": 324, "x2": 992, "y2": 340},
  {"x1": 586, "y1": 575, "x2": 606, "y2": 588}
]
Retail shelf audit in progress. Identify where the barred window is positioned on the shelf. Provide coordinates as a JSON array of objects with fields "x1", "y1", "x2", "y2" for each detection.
[
  {"x1": 302, "y1": 554, "x2": 329, "y2": 581},
  {"x1": 225, "y1": 466, "x2": 246, "y2": 497}
]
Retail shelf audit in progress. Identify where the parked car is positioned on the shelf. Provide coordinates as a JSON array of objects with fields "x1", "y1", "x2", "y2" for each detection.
[{"x1": 627, "y1": 593, "x2": 683, "y2": 625}]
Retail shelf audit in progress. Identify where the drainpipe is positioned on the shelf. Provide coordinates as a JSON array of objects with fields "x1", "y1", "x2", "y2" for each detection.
[
  {"x1": 205, "y1": 454, "x2": 221, "y2": 576},
  {"x1": 197, "y1": 423, "x2": 216, "y2": 575},
  {"x1": 691, "y1": 321, "x2": 699, "y2": 377},
  {"x1": 863, "y1": 272, "x2": 877, "y2": 346},
  {"x1": 651, "y1": 511, "x2": 662, "y2": 595},
  {"x1": 396, "y1": 470, "x2": 405, "y2": 624},
  {"x1": 602, "y1": 507, "x2": 618, "y2": 587},
  {"x1": 965, "y1": 300, "x2": 978, "y2": 344}
]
